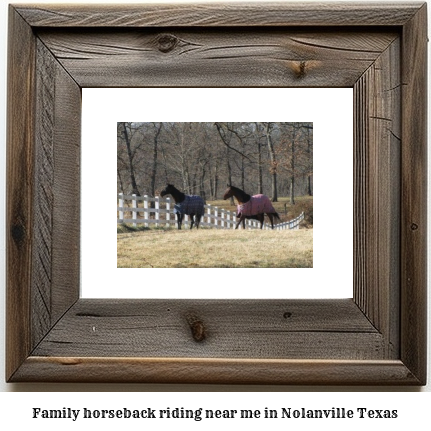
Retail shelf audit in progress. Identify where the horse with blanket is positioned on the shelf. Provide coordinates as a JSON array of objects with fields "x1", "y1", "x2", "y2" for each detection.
[
  {"x1": 223, "y1": 184, "x2": 280, "y2": 229},
  {"x1": 160, "y1": 184, "x2": 205, "y2": 230}
]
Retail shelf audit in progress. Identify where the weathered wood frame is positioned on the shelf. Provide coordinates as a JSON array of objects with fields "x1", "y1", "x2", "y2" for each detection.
[{"x1": 6, "y1": 2, "x2": 427, "y2": 384}]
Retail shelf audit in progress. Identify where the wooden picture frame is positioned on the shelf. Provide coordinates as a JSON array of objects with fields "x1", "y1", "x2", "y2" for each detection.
[{"x1": 6, "y1": 2, "x2": 427, "y2": 385}]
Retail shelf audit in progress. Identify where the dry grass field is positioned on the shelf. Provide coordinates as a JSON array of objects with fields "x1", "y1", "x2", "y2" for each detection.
[{"x1": 117, "y1": 228, "x2": 313, "y2": 268}]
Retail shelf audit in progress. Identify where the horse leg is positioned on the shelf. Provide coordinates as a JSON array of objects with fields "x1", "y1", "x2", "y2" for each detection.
[
  {"x1": 267, "y1": 213, "x2": 274, "y2": 229},
  {"x1": 190, "y1": 214, "x2": 195, "y2": 229},
  {"x1": 196, "y1": 215, "x2": 201, "y2": 229},
  {"x1": 177, "y1": 213, "x2": 182, "y2": 230},
  {"x1": 259, "y1": 214, "x2": 264, "y2": 229},
  {"x1": 235, "y1": 216, "x2": 243, "y2": 229}
]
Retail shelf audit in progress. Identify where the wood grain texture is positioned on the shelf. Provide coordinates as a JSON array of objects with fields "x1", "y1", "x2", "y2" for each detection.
[
  {"x1": 400, "y1": 3, "x2": 428, "y2": 384},
  {"x1": 50, "y1": 52, "x2": 81, "y2": 324},
  {"x1": 6, "y1": 2, "x2": 427, "y2": 385},
  {"x1": 32, "y1": 299, "x2": 383, "y2": 360},
  {"x1": 12, "y1": 357, "x2": 420, "y2": 385},
  {"x1": 15, "y1": 2, "x2": 423, "y2": 27},
  {"x1": 31, "y1": 39, "x2": 81, "y2": 349},
  {"x1": 353, "y1": 38, "x2": 401, "y2": 358},
  {"x1": 32, "y1": 40, "x2": 56, "y2": 347},
  {"x1": 6, "y1": 7, "x2": 36, "y2": 381},
  {"x1": 37, "y1": 29, "x2": 398, "y2": 88}
]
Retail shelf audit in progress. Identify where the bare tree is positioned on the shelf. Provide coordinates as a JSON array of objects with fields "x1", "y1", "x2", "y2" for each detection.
[
  {"x1": 118, "y1": 122, "x2": 140, "y2": 196},
  {"x1": 263, "y1": 122, "x2": 278, "y2": 202},
  {"x1": 214, "y1": 123, "x2": 235, "y2": 204},
  {"x1": 149, "y1": 122, "x2": 162, "y2": 198},
  {"x1": 254, "y1": 122, "x2": 265, "y2": 194},
  {"x1": 117, "y1": 121, "x2": 313, "y2": 206},
  {"x1": 277, "y1": 122, "x2": 313, "y2": 204}
]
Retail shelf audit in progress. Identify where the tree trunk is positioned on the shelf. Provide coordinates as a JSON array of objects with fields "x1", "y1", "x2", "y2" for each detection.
[
  {"x1": 290, "y1": 176, "x2": 295, "y2": 205},
  {"x1": 212, "y1": 163, "x2": 218, "y2": 200},
  {"x1": 307, "y1": 127, "x2": 313, "y2": 196},
  {"x1": 254, "y1": 123, "x2": 263, "y2": 194},
  {"x1": 241, "y1": 157, "x2": 245, "y2": 191},
  {"x1": 117, "y1": 168, "x2": 124, "y2": 194},
  {"x1": 265, "y1": 123, "x2": 278, "y2": 202},
  {"x1": 181, "y1": 167, "x2": 191, "y2": 194},
  {"x1": 257, "y1": 141, "x2": 263, "y2": 194},
  {"x1": 160, "y1": 143, "x2": 169, "y2": 184},
  {"x1": 226, "y1": 152, "x2": 234, "y2": 205},
  {"x1": 149, "y1": 123, "x2": 162, "y2": 198},
  {"x1": 307, "y1": 175, "x2": 313, "y2": 196},
  {"x1": 199, "y1": 164, "x2": 207, "y2": 200},
  {"x1": 290, "y1": 126, "x2": 296, "y2": 204},
  {"x1": 121, "y1": 122, "x2": 140, "y2": 196}
]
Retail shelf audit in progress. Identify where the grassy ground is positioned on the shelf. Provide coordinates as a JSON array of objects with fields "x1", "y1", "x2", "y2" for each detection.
[{"x1": 117, "y1": 228, "x2": 313, "y2": 268}]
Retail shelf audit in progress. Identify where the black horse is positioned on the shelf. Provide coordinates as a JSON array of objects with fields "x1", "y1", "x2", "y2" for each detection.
[
  {"x1": 223, "y1": 184, "x2": 280, "y2": 229},
  {"x1": 160, "y1": 184, "x2": 205, "y2": 230}
]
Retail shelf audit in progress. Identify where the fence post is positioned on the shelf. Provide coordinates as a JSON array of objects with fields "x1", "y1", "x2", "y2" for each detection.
[
  {"x1": 206, "y1": 204, "x2": 211, "y2": 227},
  {"x1": 155, "y1": 196, "x2": 160, "y2": 227},
  {"x1": 118, "y1": 193, "x2": 124, "y2": 223},
  {"x1": 143, "y1": 195, "x2": 149, "y2": 227},
  {"x1": 132, "y1": 194, "x2": 138, "y2": 227},
  {"x1": 221, "y1": 209, "x2": 225, "y2": 229},
  {"x1": 166, "y1": 197, "x2": 170, "y2": 228},
  {"x1": 214, "y1": 207, "x2": 218, "y2": 228}
]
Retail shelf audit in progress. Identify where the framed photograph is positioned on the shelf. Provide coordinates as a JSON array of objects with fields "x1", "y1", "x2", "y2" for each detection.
[
  {"x1": 82, "y1": 88, "x2": 353, "y2": 301},
  {"x1": 6, "y1": 2, "x2": 427, "y2": 384}
]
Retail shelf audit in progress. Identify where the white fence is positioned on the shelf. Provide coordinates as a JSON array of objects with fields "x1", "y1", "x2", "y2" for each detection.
[{"x1": 117, "y1": 193, "x2": 304, "y2": 230}]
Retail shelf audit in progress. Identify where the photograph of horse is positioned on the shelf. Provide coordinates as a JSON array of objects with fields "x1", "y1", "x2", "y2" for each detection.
[
  {"x1": 160, "y1": 184, "x2": 205, "y2": 230},
  {"x1": 223, "y1": 184, "x2": 280, "y2": 229},
  {"x1": 117, "y1": 122, "x2": 313, "y2": 268}
]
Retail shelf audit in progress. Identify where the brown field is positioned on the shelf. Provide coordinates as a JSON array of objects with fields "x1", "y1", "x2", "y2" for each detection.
[{"x1": 117, "y1": 228, "x2": 313, "y2": 268}]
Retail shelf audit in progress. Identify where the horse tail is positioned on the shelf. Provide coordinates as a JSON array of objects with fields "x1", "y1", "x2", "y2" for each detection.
[
  {"x1": 198, "y1": 196, "x2": 205, "y2": 216},
  {"x1": 264, "y1": 211, "x2": 281, "y2": 220}
]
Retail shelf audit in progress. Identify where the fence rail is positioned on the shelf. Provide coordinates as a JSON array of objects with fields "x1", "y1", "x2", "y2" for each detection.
[{"x1": 117, "y1": 194, "x2": 304, "y2": 230}]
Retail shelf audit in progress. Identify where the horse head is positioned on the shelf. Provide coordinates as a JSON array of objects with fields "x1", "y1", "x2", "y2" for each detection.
[
  {"x1": 160, "y1": 184, "x2": 174, "y2": 197},
  {"x1": 223, "y1": 185, "x2": 233, "y2": 200}
]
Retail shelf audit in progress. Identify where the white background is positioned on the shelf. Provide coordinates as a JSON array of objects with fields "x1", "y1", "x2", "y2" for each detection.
[
  {"x1": 0, "y1": 0, "x2": 429, "y2": 418},
  {"x1": 81, "y1": 87, "x2": 353, "y2": 299}
]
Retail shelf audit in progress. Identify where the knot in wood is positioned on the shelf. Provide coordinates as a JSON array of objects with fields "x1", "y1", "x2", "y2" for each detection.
[
  {"x1": 157, "y1": 34, "x2": 178, "y2": 53},
  {"x1": 186, "y1": 314, "x2": 206, "y2": 342},
  {"x1": 11, "y1": 222, "x2": 25, "y2": 245},
  {"x1": 410, "y1": 223, "x2": 419, "y2": 231},
  {"x1": 294, "y1": 61, "x2": 307, "y2": 78}
]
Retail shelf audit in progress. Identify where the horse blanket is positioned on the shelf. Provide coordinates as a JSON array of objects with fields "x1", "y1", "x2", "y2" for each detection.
[
  {"x1": 237, "y1": 194, "x2": 276, "y2": 216},
  {"x1": 174, "y1": 195, "x2": 205, "y2": 216}
]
